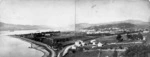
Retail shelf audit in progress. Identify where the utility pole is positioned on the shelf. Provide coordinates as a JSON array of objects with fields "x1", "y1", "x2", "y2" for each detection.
[{"x1": 74, "y1": 0, "x2": 77, "y2": 36}]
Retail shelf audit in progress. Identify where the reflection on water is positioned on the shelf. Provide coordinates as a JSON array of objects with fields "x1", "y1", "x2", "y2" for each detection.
[{"x1": 0, "y1": 32, "x2": 43, "y2": 57}]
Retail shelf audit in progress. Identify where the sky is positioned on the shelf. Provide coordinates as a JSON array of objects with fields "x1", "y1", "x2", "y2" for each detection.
[
  {"x1": 0, "y1": 0, "x2": 75, "y2": 28},
  {"x1": 76, "y1": 0, "x2": 150, "y2": 24},
  {"x1": 0, "y1": 0, "x2": 150, "y2": 28}
]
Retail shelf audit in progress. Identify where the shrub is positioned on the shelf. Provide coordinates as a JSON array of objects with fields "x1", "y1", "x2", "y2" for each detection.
[{"x1": 123, "y1": 44, "x2": 150, "y2": 57}]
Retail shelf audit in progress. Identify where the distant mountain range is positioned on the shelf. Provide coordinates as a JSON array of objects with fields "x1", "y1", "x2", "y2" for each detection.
[
  {"x1": 1, "y1": 20, "x2": 149, "y2": 31},
  {"x1": 76, "y1": 20, "x2": 150, "y2": 30},
  {"x1": 0, "y1": 22, "x2": 51, "y2": 31}
]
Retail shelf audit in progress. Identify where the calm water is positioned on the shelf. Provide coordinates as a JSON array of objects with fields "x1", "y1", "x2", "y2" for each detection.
[{"x1": 0, "y1": 31, "x2": 43, "y2": 57}]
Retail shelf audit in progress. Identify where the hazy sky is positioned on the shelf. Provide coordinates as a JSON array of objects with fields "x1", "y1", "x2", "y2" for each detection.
[
  {"x1": 76, "y1": 0, "x2": 150, "y2": 24},
  {"x1": 0, "y1": 0, "x2": 75, "y2": 28},
  {"x1": 0, "y1": 0, "x2": 150, "y2": 28}
]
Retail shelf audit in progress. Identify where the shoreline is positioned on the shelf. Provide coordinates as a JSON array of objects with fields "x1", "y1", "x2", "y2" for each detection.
[
  {"x1": 29, "y1": 43, "x2": 50, "y2": 57},
  {"x1": 10, "y1": 35, "x2": 56, "y2": 57}
]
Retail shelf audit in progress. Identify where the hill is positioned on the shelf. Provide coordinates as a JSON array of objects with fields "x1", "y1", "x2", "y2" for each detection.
[
  {"x1": 0, "y1": 22, "x2": 51, "y2": 31},
  {"x1": 76, "y1": 20, "x2": 149, "y2": 30}
]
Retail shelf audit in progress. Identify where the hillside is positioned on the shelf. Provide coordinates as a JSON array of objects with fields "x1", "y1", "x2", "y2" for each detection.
[
  {"x1": 0, "y1": 22, "x2": 51, "y2": 31},
  {"x1": 76, "y1": 20, "x2": 149, "y2": 30}
]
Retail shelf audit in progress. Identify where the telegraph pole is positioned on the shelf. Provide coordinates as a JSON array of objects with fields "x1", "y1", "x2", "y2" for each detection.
[{"x1": 75, "y1": 0, "x2": 77, "y2": 36}]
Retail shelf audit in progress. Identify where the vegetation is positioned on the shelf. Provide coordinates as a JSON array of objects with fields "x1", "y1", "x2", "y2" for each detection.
[{"x1": 123, "y1": 44, "x2": 150, "y2": 57}]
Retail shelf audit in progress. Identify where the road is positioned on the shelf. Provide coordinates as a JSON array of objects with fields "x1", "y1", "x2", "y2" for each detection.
[
  {"x1": 13, "y1": 35, "x2": 75, "y2": 57},
  {"x1": 57, "y1": 45, "x2": 75, "y2": 57}
]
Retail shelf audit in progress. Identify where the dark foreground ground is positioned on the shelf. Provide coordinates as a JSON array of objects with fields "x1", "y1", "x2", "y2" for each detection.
[
  {"x1": 64, "y1": 50, "x2": 100, "y2": 57},
  {"x1": 64, "y1": 32, "x2": 150, "y2": 57}
]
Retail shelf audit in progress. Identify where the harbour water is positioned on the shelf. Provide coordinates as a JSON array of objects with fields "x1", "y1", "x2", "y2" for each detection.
[{"x1": 0, "y1": 31, "x2": 43, "y2": 57}]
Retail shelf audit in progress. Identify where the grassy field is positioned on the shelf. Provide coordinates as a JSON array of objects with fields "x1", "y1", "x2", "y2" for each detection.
[
  {"x1": 64, "y1": 50, "x2": 100, "y2": 57},
  {"x1": 64, "y1": 48, "x2": 125, "y2": 57}
]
